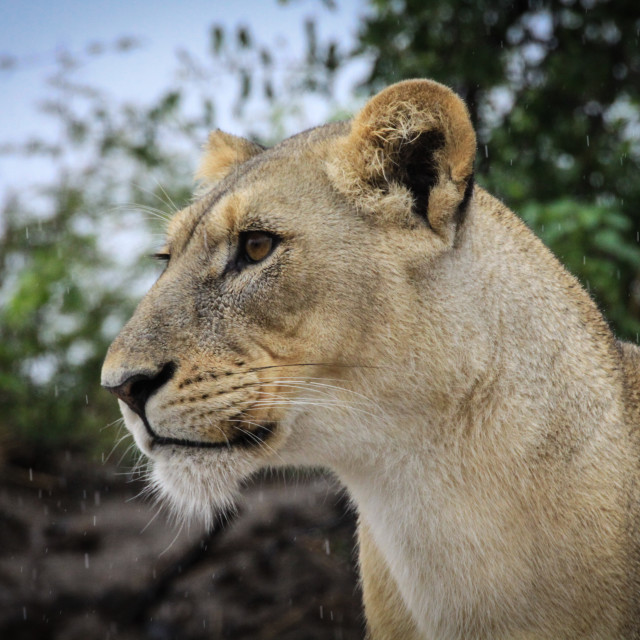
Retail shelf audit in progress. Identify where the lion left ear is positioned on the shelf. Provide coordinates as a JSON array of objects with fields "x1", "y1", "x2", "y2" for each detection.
[
  {"x1": 329, "y1": 79, "x2": 476, "y2": 239},
  {"x1": 195, "y1": 129, "x2": 265, "y2": 188}
]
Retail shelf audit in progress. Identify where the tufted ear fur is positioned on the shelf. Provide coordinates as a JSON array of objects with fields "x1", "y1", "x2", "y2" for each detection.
[
  {"x1": 328, "y1": 79, "x2": 476, "y2": 239},
  {"x1": 195, "y1": 129, "x2": 264, "y2": 189}
]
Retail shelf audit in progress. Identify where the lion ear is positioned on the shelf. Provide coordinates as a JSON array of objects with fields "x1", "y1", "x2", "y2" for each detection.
[
  {"x1": 330, "y1": 79, "x2": 476, "y2": 238},
  {"x1": 195, "y1": 130, "x2": 265, "y2": 188}
]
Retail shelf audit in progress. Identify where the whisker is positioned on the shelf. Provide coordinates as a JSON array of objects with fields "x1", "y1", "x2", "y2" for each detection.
[
  {"x1": 205, "y1": 415, "x2": 231, "y2": 447},
  {"x1": 131, "y1": 181, "x2": 180, "y2": 215},
  {"x1": 250, "y1": 394, "x2": 382, "y2": 420},
  {"x1": 101, "y1": 417, "x2": 125, "y2": 432},
  {"x1": 103, "y1": 431, "x2": 133, "y2": 464},
  {"x1": 114, "y1": 440, "x2": 140, "y2": 468},
  {"x1": 243, "y1": 362, "x2": 381, "y2": 374},
  {"x1": 150, "y1": 175, "x2": 181, "y2": 215},
  {"x1": 227, "y1": 421, "x2": 285, "y2": 463},
  {"x1": 272, "y1": 377, "x2": 383, "y2": 407},
  {"x1": 140, "y1": 502, "x2": 165, "y2": 534},
  {"x1": 159, "y1": 520, "x2": 185, "y2": 557},
  {"x1": 259, "y1": 384, "x2": 372, "y2": 408},
  {"x1": 126, "y1": 478, "x2": 158, "y2": 503}
]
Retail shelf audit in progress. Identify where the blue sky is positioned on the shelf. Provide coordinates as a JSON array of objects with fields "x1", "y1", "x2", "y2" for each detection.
[{"x1": 0, "y1": 0, "x2": 366, "y2": 195}]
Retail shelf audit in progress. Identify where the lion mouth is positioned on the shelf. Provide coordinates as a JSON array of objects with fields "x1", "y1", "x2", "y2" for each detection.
[{"x1": 141, "y1": 414, "x2": 276, "y2": 450}]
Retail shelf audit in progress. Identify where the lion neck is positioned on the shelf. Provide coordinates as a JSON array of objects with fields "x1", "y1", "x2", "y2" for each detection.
[{"x1": 317, "y1": 189, "x2": 625, "y2": 635}]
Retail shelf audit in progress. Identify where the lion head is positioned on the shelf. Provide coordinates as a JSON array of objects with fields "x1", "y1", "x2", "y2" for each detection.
[{"x1": 101, "y1": 79, "x2": 476, "y2": 525}]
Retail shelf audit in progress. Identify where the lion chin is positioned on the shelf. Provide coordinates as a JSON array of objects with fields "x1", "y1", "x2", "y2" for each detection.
[
  {"x1": 149, "y1": 454, "x2": 242, "y2": 530},
  {"x1": 118, "y1": 401, "x2": 258, "y2": 529}
]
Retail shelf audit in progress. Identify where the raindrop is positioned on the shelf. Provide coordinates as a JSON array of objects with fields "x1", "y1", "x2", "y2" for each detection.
[
  {"x1": 586, "y1": 135, "x2": 590, "y2": 147},
  {"x1": 583, "y1": 256, "x2": 586, "y2": 265},
  {"x1": 23, "y1": 606, "x2": 27, "y2": 621},
  {"x1": 25, "y1": 228, "x2": 29, "y2": 240},
  {"x1": 29, "y1": 468, "x2": 33, "y2": 482},
  {"x1": 54, "y1": 385, "x2": 59, "y2": 398},
  {"x1": 94, "y1": 491, "x2": 101, "y2": 506},
  {"x1": 93, "y1": 515, "x2": 97, "y2": 526},
  {"x1": 84, "y1": 553, "x2": 90, "y2": 569},
  {"x1": 85, "y1": 395, "x2": 89, "y2": 405},
  {"x1": 484, "y1": 145, "x2": 489, "y2": 158},
  {"x1": 324, "y1": 539, "x2": 331, "y2": 555},
  {"x1": 319, "y1": 605, "x2": 324, "y2": 619}
]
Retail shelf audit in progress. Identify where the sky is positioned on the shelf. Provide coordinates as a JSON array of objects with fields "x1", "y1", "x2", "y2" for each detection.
[{"x1": 0, "y1": 0, "x2": 367, "y2": 196}]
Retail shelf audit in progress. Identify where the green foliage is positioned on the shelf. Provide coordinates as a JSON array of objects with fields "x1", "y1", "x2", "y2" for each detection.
[
  {"x1": 355, "y1": 0, "x2": 640, "y2": 340},
  {"x1": 521, "y1": 200, "x2": 640, "y2": 338},
  {"x1": 0, "y1": 46, "x2": 200, "y2": 453},
  {"x1": 0, "y1": 187, "x2": 128, "y2": 451},
  {"x1": 2, "y1": 1, "x2": 640, "y2": 455}
]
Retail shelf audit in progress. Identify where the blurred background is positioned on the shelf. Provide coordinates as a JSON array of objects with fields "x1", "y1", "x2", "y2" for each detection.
[{"x1": 1, "y1": 0, "x2": 639, "y2": 638}]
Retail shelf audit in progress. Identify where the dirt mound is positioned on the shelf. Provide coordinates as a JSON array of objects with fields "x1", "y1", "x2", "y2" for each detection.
[{"x1": 0, "y1": 452, "x2": 364, "y2": 639}]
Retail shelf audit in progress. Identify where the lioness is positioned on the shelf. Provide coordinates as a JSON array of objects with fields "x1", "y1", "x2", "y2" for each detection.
[{"x1": 102, "y1": 79, "x2": 640, "y2": 639}]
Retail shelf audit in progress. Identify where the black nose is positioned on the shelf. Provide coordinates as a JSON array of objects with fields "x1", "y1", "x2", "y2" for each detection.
[{"x1": 104, "y1": 362, "x2": 176, "y2": 417}]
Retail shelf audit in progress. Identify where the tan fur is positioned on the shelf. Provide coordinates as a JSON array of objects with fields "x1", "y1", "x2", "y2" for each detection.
[
  {"x1": 102, "y1": 79, "x2": 640, "y2": 639},
  {"x1": 359, "y1": 519, "x2": 422, "y2": 640},
  {"x1": 194, "y1": 129, "x2": 264, "y2": 188}
]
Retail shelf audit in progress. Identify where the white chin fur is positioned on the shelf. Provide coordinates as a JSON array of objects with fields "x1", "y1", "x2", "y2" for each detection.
[
  {"x1": 150, "y1": 452, "x2": 243, "y2": 530},
  {"x1": 118, "y1": 400, "x2": 241, "y2": 528}
]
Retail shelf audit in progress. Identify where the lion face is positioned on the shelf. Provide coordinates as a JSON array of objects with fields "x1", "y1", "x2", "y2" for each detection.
[{"x1": 101, "y1": 80, "x2": 475, "y2": 524}]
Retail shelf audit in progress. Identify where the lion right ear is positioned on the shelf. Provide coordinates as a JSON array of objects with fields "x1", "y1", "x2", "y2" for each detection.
[
  {"x1": 327, "y1": 79, "x2": 476, "y2": 242},
  {"x1": 195, "y1": 130, "x2": 265, "y2": 188}
]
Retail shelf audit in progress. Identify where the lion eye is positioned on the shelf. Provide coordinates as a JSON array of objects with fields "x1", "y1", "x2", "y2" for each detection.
[{"x1": 243, "y1": 231, "x2": 274, "y2": 263}]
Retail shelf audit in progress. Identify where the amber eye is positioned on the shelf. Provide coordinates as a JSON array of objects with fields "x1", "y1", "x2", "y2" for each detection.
[{"x1": 243, "y1": 231, "x2": 274, "y2": 263}]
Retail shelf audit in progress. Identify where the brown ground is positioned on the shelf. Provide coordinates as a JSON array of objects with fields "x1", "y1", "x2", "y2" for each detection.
[{"x1": 0, "y1": 450, "x2": 364, "y2": 639}]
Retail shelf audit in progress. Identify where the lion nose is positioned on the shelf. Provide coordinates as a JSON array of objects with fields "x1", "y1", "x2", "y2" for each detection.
[{"x1": 103, "y1": 362, "x2": 176, "y2": 417}]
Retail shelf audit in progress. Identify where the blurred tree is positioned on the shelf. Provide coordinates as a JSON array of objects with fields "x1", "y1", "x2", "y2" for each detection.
[
  {"x1": 0, "y1": 46, "x2": 205, "y2": 455},
  {"x1": 354, "y1": 0, "x2": 640, "y2": 337},
  {"x1": 2, "y1": 0, "x2": 640, "y2": 456}
]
